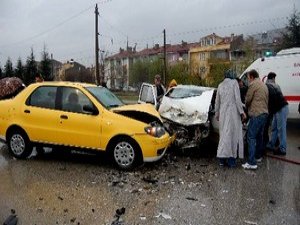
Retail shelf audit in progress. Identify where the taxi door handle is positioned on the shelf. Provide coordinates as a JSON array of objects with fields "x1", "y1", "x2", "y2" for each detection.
[
  {"x1": 60, "y1": 115, "x2": 68, "y2": 120},
  {"x1": 24, "y1": 109, "x2": 30, "y2": 114}
]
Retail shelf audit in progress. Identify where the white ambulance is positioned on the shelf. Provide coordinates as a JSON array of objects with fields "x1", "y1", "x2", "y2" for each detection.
[{"x1": 240, "y1": 48, "x2": 300, "y2": 119}]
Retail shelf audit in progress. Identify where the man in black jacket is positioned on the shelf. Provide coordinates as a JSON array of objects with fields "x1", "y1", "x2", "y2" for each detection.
[{"x1": 265, "y1": 72, "x2": 289, "y2": 155}]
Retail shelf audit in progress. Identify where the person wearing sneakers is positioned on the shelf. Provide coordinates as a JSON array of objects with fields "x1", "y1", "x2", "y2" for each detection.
[
  {"x1": 265, "y1": 72, "x2": 288, "y2": 155},
  {"x1": 242, "y1": 69, "x2": 269, "y2": 170}
]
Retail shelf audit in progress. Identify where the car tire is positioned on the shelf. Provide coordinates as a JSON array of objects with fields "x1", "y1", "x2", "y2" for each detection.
[
  {"x1": 7, "y1": 129, "x2": 33, "y2": 159},
  {"x1": 110, "y1": 137, "x2": 142, "y2": 170}
]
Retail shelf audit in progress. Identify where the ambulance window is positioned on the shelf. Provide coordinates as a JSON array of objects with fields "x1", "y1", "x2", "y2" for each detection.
[{"x1": 241, "y1": 73, "x2": 248, "y2": 87}]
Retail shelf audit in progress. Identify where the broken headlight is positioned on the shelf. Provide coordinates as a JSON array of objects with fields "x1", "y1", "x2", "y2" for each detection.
[{"x1": 144, "y1": 125, "x2": 166, "y2": 138}]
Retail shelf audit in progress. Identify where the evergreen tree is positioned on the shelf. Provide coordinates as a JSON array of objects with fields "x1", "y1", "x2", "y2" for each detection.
[
  {"x1": 24, "y1": 48, "x2": 38, "y2": 85},
  {"x1": 0, "y1": 62, "x2": 3, "y2": 79},
  {"x1": 281, "y1": 9, "x2": 300, "y2": 48},
  {"x1": 15, "y1": 57, "x2": 25, "y2": 81},
  {"x1": 4, "y1": 57, "x2": 14, "y2": 77},
  {"x1": 0, "y1": 65, "x2": 3, "y2": 79},
  {"x1": 39, "y1": 45, "x2": 53, "y2": 81}
]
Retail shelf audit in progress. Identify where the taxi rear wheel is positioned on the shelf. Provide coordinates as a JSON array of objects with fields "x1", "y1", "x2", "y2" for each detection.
[
  {"x1": 110, "y1": 137, "x2": 142, "y2": 170},
  {"x1": 7, "y1": 129, "x2": 33, "y2": 159}
]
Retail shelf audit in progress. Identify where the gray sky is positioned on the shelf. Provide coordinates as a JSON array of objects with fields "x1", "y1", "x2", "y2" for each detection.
[{"x1": 0, "y1": 0, "x2": 299, "y2": 67}]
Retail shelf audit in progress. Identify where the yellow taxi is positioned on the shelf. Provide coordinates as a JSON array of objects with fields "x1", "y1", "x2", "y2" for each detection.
[{"x1": 0, "y1": 82, "x2": 173, "y2": 169}]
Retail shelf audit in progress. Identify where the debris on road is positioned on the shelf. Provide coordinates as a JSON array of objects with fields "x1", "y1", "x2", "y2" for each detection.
[
  {"x1": 139, "y1": 215, "x2": 146, "y2": 220},
  {"x1": 244, "y1": 220, "x2": 258, "y2": 225},
  {"x1": 142, "y1": 175, "x2": 158, "y2": 184},
  {"x1": 185, "y1": 163, "x2": 191, "y2": 170},
  {"x1": 269, "y1": 199, "x2": 276, "y2": 204},
  {"x1": 155, "y1": 212, "x2": 172, "y2": 219},
  {"x1": 111, "y1": 207, "x2": 126, "y2": 225},
  {"x1": 186, "y1": 197, "x2": 198, "y2": 201},
  {"x1": 3, "y1": 214, "x2": 18, "y2": 225}
]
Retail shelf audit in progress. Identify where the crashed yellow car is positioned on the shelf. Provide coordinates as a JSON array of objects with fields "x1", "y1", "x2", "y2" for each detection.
[{"x1": 0, "y1": 82, "x2": 173, "y2": 169}]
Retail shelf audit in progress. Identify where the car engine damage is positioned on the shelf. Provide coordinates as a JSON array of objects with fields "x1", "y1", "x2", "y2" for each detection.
[
  {"x1": 158, "y1": 85, "x2": 215, "y2": 149},
  {"x1": 163, "y1": 119, "x2": 210, "y2": 149}
]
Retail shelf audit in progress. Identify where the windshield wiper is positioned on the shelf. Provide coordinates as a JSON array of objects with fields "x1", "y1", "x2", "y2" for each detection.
[{"x1": 108, "y1": 104, "x2": 121, "y2": 108}]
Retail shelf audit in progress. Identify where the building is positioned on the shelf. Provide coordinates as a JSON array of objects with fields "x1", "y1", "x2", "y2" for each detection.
[
  {"x1": 189, "y1": 33, "x2": 245, "y2": 78},
  {"x1": 105, "y1": 42, "x2": 198, "y2": 89},
  {"x1": 57, "y1": 59, "x2": 94, "y2": 83},
  {"x1": 105, "y1": 47, "x2": 136, "y2": 89},
  {"x1": 250, "y1": 28, "x2": 285, "y2": 58},
  {"x1": 51, "y1": 59, "x2": 63, "y2": 81}
]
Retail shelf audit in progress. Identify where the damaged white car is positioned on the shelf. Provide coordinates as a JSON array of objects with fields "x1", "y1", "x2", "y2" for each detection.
[{"x1": 138, "y1": 83, "x2": 219, "y2": 149}]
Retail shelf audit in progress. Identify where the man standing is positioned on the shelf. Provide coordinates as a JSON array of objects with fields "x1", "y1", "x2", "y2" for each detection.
[
  {"x1": 154, "y1": 74, "x2": 165, "y2": 99},
  {"x1": 236, "y1": 77, "x2": 247, "y2": 104},
  {"x1": 242, "y1": 69, "x2": 268, "y2": 170},
  {"x1": 266, "y1": 72, "x2": 288, "y2": 155},
  {"x1": 154, "y1": 74, "x2": 165, "y2": 109}
]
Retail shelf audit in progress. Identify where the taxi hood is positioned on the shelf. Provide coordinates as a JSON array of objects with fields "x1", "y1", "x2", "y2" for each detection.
[{"x1": 112, "y1": 103, "x2": 162, "y2": 125}]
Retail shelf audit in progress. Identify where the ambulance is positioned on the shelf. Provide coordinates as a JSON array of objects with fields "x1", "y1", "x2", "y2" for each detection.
[{"x1": 240, "y1": 48, "x2": 300, "y2": 119}]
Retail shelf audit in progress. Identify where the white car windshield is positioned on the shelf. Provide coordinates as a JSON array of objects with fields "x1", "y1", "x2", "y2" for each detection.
[{"x1": 166, "y1": 86, "x2": 210, "y2": 98}]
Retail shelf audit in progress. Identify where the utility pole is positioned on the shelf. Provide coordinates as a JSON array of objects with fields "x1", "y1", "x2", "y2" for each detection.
[
  {"x1": 95, "y1": 4, "x2": 100, "y2": 85},
  {"x1": 163, "y1": 29, "x2": 167, "y2": 85},
  {"x1": 51, "y1": 53, "x2": 54, "y2": 80}
]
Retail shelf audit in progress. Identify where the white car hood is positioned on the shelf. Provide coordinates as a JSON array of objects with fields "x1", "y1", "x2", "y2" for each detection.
[{"x1": 158, "y1": 87, "x2": 214, "y2": 125}]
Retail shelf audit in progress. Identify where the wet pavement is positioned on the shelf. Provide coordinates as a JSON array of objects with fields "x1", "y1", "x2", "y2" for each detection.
[{"x1": 0, "y1": 121, "x2": 299, "y2": 225}]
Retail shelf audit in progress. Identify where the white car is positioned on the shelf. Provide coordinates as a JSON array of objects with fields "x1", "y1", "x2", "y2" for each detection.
[{"x1": 138, "y1": 83, "x2": 219, "y2": 149}]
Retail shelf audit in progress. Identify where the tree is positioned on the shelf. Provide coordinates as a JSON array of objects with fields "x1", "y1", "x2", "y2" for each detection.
[
  {"x1": 39, "y1": 45, "x2": 53, "y2": 81},
  {"x1": 129, "y1": 57, "x2": 163, "y2": 87},
  {"x1": 4, "y1": 57, "x2": 14, "y2": 77},
  {"x1": 0, "y1": 63, "x2": 3, "y2": 79},
  {"x1": 168, "y1": 61, "x2": 191, "y2": 85},
  {"x1": 129, "y1": 59, "x2": 150, "y2": 87},
  {"x1": 206, "y1": 61, "x2": 232, "y2": 88},
  {"x1": 15, "y1": 57, "x2": 25, "y2": 80},
  {"x1": 281, "y1": 9, "x2": 300, "y2": 48},
  {"x1": 24, "y1": 48, "x2": 38, "y2": 85}
]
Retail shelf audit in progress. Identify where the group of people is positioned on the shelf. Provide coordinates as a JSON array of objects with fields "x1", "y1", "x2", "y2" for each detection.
[{"x1": 215, "y1": 69, "x2": 288, "y2": 170}]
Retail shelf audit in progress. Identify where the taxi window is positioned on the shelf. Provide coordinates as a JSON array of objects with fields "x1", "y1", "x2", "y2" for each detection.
[
  {"x1": 62, "y1": 87, "x2": 93, "y2": 114},
  {"x1": 27, "y1": 86, "x2": 57, "y2": 109}
]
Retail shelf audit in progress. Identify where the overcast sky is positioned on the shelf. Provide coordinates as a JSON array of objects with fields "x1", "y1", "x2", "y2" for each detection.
[{"x1": 0, "y1": 0, "x2": 299, "y2": 67}]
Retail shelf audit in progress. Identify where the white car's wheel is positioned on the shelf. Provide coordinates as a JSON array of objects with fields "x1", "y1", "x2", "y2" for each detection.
[
  {"x1": 8, "y1": 129, "x2": 32, "y2": 159},
  {"x1": 111, "y1": 137, "x2": 141, "y2": 170}
]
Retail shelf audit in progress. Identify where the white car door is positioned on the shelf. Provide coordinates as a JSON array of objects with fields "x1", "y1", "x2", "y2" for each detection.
[{"x1": 138, "y1": 83, "x2": 158, "y2": 107}]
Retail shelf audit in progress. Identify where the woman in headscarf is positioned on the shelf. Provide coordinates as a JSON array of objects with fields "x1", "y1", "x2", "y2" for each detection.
[
  {"x1": 215, "y1": 70, "x2": 246, "y2": 167},
  {"x1": 167, "y1": 79, "x2": 177, "y2": 91}
]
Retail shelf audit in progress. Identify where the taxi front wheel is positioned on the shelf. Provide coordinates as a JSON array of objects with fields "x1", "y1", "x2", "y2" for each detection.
[
  {"x1": 7, "y1": 129, "x2": 33, "y2": 159},
  {"x1": 110, "y1": 137, "x2": 142, "y2": 170}
]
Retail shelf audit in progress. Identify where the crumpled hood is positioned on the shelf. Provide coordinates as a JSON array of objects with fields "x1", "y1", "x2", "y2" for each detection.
[
  {"x1": 112, "y1": 103, "x2": 162, "y2": 124},
  {"x1": 158, "y1": 89, "x2": 214, "y2": 125}
]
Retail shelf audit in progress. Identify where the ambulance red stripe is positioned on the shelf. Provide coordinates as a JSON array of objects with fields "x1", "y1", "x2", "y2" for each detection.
[{"x1": 284, "y1": 96, "x2": 300, "y2": 101}]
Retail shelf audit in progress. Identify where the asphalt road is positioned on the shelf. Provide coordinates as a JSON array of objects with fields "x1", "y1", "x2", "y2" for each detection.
[{"x1": 0, "y1": 121, "x2": 299, "y2": 225}]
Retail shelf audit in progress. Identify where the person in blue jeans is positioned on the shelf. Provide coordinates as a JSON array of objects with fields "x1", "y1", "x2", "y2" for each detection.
[
  {"x1": 265, "y1": 72, "x2": 289, "y2": 155},
  {"x1": 242, "y1": 70, "x2": 269, "y2": 170}
]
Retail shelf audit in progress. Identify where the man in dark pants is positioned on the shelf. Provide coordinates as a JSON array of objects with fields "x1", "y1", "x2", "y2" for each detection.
[
  {"x1": 154, "y1": 74, "x2": 165, "y2": 109},
  {"x1": 242, "y1": 69, "x2": 269, "y2": 170}
]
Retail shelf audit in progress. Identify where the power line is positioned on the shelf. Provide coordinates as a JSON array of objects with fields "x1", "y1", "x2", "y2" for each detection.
[
  {"x1": 99, "y1": 15, "x2": 128, "y2": 38},
  {"x1": 0, "y1": 0, "x2": 113, "y2": 48},
  {"x1": 99, "y1": 16, "x2": 288, "y2": 53}
]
